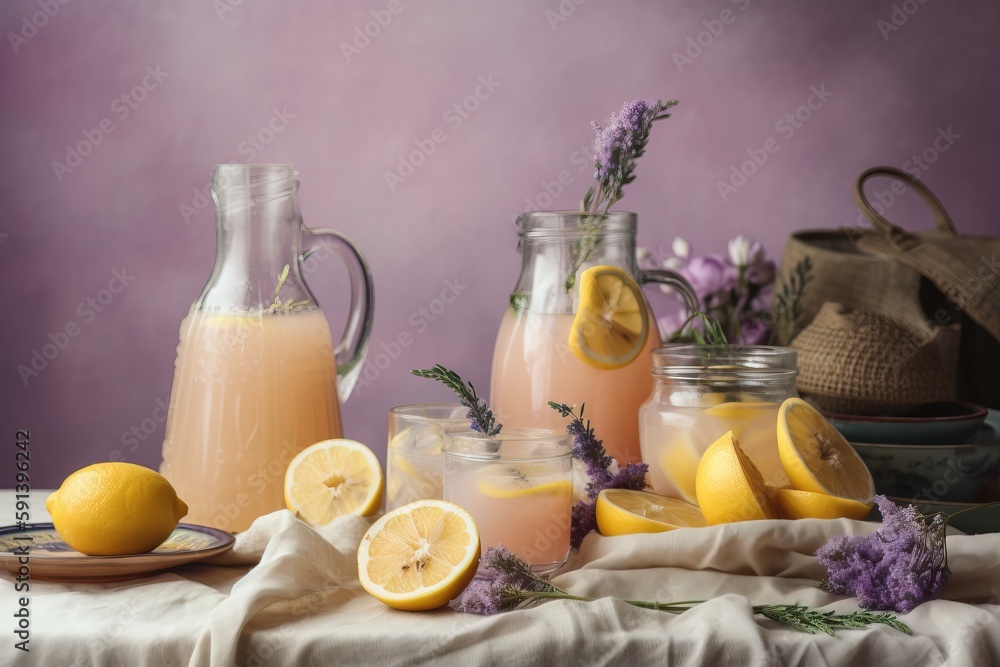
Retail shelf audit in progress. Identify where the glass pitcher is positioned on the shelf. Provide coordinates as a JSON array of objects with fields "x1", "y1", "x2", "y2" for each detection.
[
  {"x1": 160, "y1": 164, "x2": 374, "y2": 532},
  {"x1": 489, "y1": 211, "x2": 697, "y2": 464}
]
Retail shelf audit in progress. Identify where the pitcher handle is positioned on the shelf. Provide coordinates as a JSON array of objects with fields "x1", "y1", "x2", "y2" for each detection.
[
  {"x1": 300, "y1": 226, "x2": 374, "y2": 402},
  {"x1": 638, "y1": 269, "x2": 699, "y2": 339}
]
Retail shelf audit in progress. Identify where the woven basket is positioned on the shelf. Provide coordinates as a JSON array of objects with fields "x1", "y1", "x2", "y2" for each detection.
[{"x1": 791, "y1": 303, "x2": 953, "y2": 415}]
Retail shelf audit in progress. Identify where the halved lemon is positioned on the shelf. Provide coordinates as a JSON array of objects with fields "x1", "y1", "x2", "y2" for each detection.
[
  {"x1": 358, "y1": 499, "x2": 480, "y2": 611},
  {"x1": 695, "y1": 431, "x2": 780, "y2": 525},
  {"x1": 773, "y1": 487, "x2": 874, "y2": 521},
  {"x1": 596, "y1": 488, "x2": 706, "y2": 536},
  {"x1": 568, "y1": 265, "x2": 649, "y2": 369},
  {"x1": 776, "y1": 398, "x2": 875, "y2": 503},
  {"x1": 284, "y1": 439, "x2": 384, "y2": 525}
]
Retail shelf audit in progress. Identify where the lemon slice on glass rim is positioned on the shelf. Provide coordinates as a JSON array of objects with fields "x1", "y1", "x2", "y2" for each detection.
[{"x1": 568, "y1": 265, "x2": 649, "y2": 369}]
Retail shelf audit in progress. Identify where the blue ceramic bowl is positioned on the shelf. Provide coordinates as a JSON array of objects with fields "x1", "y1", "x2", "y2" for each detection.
[
  {"x1": 852, "y1": 427, "x2": 1000, "y2": 503},
  {"x1": 829, "y1": 402, "x2": 989, "y2": 445}
]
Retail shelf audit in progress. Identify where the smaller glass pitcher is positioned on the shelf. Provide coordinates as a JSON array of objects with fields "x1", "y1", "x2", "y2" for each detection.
[
  {"x1": 489, "y1": 211, "x2": 697, "y2": 464},
  {"x1": 160, "y1": 164, "x2": 374, "y2": 532}
]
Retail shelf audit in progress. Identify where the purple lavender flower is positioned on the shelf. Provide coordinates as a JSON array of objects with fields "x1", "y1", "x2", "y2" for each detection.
[
  {"x1": 593, "y1": 100, "x2": 651, "y2": 181},
  {"x1": 817, "y1": 496, "x2": 950, "y2": 613},
  {"x1": 456, "y1": 545, "x2": 565, "y2": 615},
  {"x1": 549, "y1": 402, "x2": 649, "y2": 547},
  {"x1": 583, "y1": 98, "x2": 678, "y2": 213}
]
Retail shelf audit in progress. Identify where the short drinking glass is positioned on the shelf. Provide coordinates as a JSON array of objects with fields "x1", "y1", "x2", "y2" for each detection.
[
  {"x1": 386, "y1": 404, "x2": 470, "y2": 511},
  {"x1": 442, "y1": 428, "x2": 573, "y2": 574}
]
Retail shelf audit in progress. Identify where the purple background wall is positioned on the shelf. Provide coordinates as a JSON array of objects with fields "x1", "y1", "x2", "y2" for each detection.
[{"x1": 2, "y1": 0, "x2": 998, "y2": 488}]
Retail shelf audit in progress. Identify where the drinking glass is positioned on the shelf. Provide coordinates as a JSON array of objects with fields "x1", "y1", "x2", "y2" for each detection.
[
  {"x1": 442, "y1": 428, "x2": 573, "y2": 574},
  {"x1": 386, "y1": 404, "x2": 470, "y2": 511}
]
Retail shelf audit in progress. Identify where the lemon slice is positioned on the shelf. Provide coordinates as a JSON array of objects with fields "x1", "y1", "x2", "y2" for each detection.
[
  {"x1": 284, "y1": 439, "x2": 384, "y2": 525},
  {"x1": 358, "y1": 499, "x2": 480, "y2": 611},
  {"x1": 773, "y1": 487, "x2": 874, "y2": 521},
  {"x1": 568, "y1": 265, "x2": 649, "y2": 369},
  {"x1": 478, "y1": 478, "x2": 573, "y2": 499},
  {"x1": 776, "y1": 398, "x2": 875, "y2": 502},
  {"x1": 596, "y1": 488, "x2": 706, "y2": 536},
  {"x1": 695, "y1": 431, "x2": 780, "y2": 525}
]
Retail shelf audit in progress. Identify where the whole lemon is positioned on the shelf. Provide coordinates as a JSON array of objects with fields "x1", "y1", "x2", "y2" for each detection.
[{"x1": 46, "y1": 462, "x2": 188, "y2": 555}]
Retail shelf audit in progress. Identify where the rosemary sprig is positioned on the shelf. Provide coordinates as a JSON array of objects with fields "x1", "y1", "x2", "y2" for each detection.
[
  {"x1": 771, "y1": 257, "x2": 813, "y2": 345},
  {"x1": 667, "y1": 311, "x2": 730, "y2": 346},
  {"x1": 502, "y1": 591, "x2": 911, "y2": 635},
  {"x1": 410, "y1": 364, "x2": 501, "y2": 436}
]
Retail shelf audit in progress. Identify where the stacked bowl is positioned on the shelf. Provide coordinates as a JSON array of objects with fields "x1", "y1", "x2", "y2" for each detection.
[{"x1": 828, "y1": 403, "x2": 1000, "y2": 533}]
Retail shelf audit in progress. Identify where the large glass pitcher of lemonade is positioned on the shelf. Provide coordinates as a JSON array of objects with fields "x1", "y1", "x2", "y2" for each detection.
[
  {"x1": 160, "y1": 164, "x2": 374, "y2": 532},
  {"x1": 490, "y1": 211, "x2": 697, "y2": 464}
]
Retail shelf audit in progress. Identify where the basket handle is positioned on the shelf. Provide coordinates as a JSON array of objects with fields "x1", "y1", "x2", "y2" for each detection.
[{"x1": 853, "y1": 166, "x2": 956, "y2": 243}]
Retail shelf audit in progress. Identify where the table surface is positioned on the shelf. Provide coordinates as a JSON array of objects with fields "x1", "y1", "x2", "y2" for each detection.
[{"x1": 4, "y1": 489, "x2": 1000, "y2": 667}]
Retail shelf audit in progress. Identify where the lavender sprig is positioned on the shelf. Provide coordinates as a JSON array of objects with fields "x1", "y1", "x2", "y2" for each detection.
[
  {"x1": 817, "y1": 496, "x2": 949, "y2": 614},
  {"x1": 565, "y1": 97, "x2": 677, "y2": 292},
  {"x1": 459, "y1": 546, "x2": 911, "y2": 636},
  {"x1": 583, "y1": 98, "x2": 678, "y2": 215},
  {"x1": 548, "y1": 402, "x2": 647, "y2": 547},
  {"x1": 411, "y1": 365, "x2": 501, "y2": 436}
]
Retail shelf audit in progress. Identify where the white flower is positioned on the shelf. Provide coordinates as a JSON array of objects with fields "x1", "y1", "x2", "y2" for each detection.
[
  {"x1": 636, "y1": 247, "x2": 652, "y2": 261},
  {"x1": 727, "y1": 235, "x2": 763, "y2": 268},
  {"x1": 672, "y1": 237, "x2": 690, "y2": 259}
]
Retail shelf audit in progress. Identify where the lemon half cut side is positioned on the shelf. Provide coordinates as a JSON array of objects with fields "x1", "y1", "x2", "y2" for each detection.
[
  {"x1": 284, "y1": 439, "x2": 384, "y2": 525},
  {"x1": 358, "y1": 499, "x2": 480, "y2": 611}
]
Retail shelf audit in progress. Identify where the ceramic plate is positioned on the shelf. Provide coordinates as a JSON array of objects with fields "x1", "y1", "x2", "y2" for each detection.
[{"x1": 0, "y1": 523, "x2": 234, "y2": 582}]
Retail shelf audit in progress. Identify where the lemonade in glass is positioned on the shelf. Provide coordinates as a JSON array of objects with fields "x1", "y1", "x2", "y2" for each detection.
[{"x1": 443, "y1": 429, "x2": 573, "y2": 573}]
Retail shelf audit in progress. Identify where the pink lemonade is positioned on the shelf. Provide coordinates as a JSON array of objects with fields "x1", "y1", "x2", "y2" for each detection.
[
  {"x1": 445, "y1": 463, "x2": 572, "y2": 570},
  {"x1": 160, "y1": 309, "x2": 342, "y2": 532},
  {"x1": 490, "y1": 309, "x2": 660, "y2": 464}
]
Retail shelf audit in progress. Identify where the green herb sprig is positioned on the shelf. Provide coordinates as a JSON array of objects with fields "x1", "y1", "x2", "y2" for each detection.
[
  {"x1": 410, "y1": 364, "x2": 501, "y2": 436},
  {"x1": 771, "y1": 257, "x2": 813, "y2": 345}
]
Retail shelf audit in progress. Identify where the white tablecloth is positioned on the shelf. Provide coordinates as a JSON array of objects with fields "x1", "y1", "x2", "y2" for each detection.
[{"x1": 3, "y1": 490, "x2": 1000, "y2": 666}]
